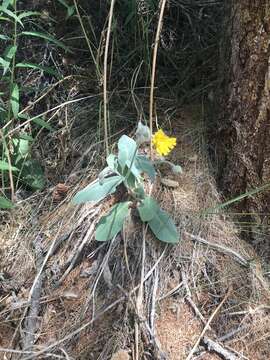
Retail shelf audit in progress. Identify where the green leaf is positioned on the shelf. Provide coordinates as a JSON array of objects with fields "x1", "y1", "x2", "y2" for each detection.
[
  {"x1": 0, "y1": 34, "x2": 9, "y2": 40},
  {"x1": 135, "y1": 155, "x2": 156, "y2": 182},
  {"x1": 56, "y1": 0, "x2": 75, "y2": 18},
  {"x1": 21, "y1": 31, "x2": 71, "y2": 52},
  {"x1": 0, "y1": 6, "x2": 24, "y2": 26},
  {"x1": 133, "y1": 185, "x2": 145, "y2": 199},
  {"x1": 0, "y1": 45, "x2": 17, "y2": 75},
  {"x1": 0, "y1": 16, "x2": 11, "y2": 22},
  {"x1": 106, "y1": 154, "x2": 119, "y2": 173},
  {"x1": 118, "y1": 135, "x2": 137, "y2": 169},
  {"x1": 2, "y1": 0, "x2": 14, "y2": 10},
  {"x1": 18, "y1": 11, "x2": 40, "y2": 21},
  {"x1": 0, "y1": 56, "x2": 9, "y2": 73},
  {"x1": 125, "y1": 159, "x2": 141, "y2": 179},
  {"x1": 16, "y1": 62, "x2": 61, "y2": 78},
  {"x1": 138, "y1": 196, "x2": 159, "y2": 222},
  {"x1": 148, "y1": 207, "x2": 179, "y2": 243},
  {"x1": 123, "y1": 170, "x2": 137, "y2": 189},
  {"x1": 20, "y1": 159, "x2": 45, "y2": 190},
  {"x1": 203, "y1": 183, "x2": 270, "y2": 215},
  {"x1": 32, "y1": 117, "x2": 54, "y2": 131},
  {"x1": 0, "y1": 160, "x2": 18, "y2": 171},
  {"x1": 96, "y1": 201, "x2": 130, "y2": 241},
  {"x1": 0, "y1": 196, "x2": 13, "y2": 209},
  {"x1": 72, "y1": 175, "x2": 123, "y2": 204},
  {"x1": 12, "y1": 137, "x2": 29, "y2": 159},
  {"x1": 16, "y1": 132, "x2": 34, "y2": 141},
  {"x1": 11, "y1": 83, "x2": 19, "y2": 118}
]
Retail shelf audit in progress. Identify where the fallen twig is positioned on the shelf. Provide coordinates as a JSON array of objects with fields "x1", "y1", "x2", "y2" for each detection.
[
  {"x1": 186, "y1": 287, "x2": 231, "y2": 360},
  {"x1": 6, "y1": 224, "x2": 63, "y2": 358},
  {"x1": 201, "y1": 337, "x2": 241, "y2": 360},
  {"x1": 181, "y1": 271, "x2": 207, "y2": 327},
  {"x1": 22, "y1": 247, "x2": 167, "y2": 360},
  {"x1": 185, "y1": 232, "x2": 250, "y2": 267},
  {"x1": 57, "y1": 208, "x2": 99, "y2": 285},
  {"x1": 22, "y1": 236, "x2": 44, "y2": 351}
]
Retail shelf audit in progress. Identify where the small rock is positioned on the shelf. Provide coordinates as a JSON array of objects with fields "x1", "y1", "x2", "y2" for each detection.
[
  {"x1": 160, "y1": 178, "x2": 179, "y2": 188},
  {"x1": 111, "y1": 350, "x2": 130, "y2": 360}
]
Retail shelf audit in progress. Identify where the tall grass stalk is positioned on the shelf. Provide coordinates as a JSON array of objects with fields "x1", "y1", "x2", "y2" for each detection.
[
  {"x1": 73, "y1": 0, "x2": 101, "y2": 79},
  {"x1": 149, "y1": 0, "x2": 167, "y2": 159},
  {"x1": 103, "y1": 0, "x2": 116, "y2": 156},
  {"x1": 3, "y1": 0, "x2": 18, "y2": 201}
]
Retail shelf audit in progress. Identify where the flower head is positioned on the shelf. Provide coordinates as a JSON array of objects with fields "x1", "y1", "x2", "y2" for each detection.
[
  {"x1": 135, "y1": 121, "x2": 151, "y2": 145},
  {"x1": 152, "y1": 129, "x2": 176, "y2": 156}
]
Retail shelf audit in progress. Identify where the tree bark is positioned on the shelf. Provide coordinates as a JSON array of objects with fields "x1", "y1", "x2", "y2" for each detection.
[{"x1": 217, "y1": 1, "x2": 270, "y2": 219}]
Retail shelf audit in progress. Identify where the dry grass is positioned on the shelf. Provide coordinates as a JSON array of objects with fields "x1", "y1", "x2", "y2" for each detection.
[{"x1": 1, "y1": 108, "x2": 270, "y2": 360}]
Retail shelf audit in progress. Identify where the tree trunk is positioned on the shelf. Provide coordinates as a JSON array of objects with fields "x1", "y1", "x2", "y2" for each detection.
[{"x1": 217, "y1": 1, "x2": 270, "y2": 221}]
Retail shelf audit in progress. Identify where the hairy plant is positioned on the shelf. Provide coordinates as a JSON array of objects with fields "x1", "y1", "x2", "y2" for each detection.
[{"x1": 72, "y1": 123, "x2": 182, "y2": 243}]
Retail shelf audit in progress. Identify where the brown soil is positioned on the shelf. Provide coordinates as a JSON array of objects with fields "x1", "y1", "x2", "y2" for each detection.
[{"x1": 1, "y1": 108, "x2": 270, "y2": 359}]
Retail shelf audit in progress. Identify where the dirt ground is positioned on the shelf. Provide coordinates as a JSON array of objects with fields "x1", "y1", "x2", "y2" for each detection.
[{"x1": 1, "y1": 109, "x2": 270, "y2": 360}]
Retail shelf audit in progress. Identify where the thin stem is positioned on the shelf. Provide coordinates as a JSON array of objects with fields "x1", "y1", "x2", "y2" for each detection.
[
  {"x1": 73, "y1": 0, "x2": 100, "y2": 79},
  {"x1": 149, "y1": 0, "x2": 167, "y2": 159},
  {"x1": 103, "y1": 0, "x2": 116, "y2": 157},
  {"x1": 4, "y1": 0, "x2": 18, "y2": 201}
]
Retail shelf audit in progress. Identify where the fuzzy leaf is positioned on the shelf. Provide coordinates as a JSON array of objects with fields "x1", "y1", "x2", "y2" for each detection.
[
  {"x1": 96, "y1": 201, "x2": 130, "y2": 241},
  {"x1": 138, "y1": 196, "x2": 159, "y2": 222},
  {"x1": 135, "y1": 155, "x2": 156, "y2": 182},
  {"x1": 72, "y1": 175, "x2": 122, "y2": 204},
  {"x1": 148, "y1": 207, "x2": 179, "y2": 243},
  {"x1": 106, "y1": 154, "x2": 119, "y2": 173},
  {"x1": 118, "y1": 135, "x2": 137, "y2": 169}
]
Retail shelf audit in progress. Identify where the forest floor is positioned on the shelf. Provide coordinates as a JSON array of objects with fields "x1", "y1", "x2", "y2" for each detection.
[{"x1": 1, "y1": 106, "x2": 270, "y2": 360}]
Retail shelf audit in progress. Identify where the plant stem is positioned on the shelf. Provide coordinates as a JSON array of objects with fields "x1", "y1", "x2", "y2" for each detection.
[
  {"x1": 149, "y1": 0, "x2": 167, "y2": 159},
  {"x1": 73, "y1": 0, "x2": 100, "y2": 79},
  {"x1": 4, "y1": 0, "x2": 18, "y2": 201},
  {"x1": 103, "y1": 0, "x2": 116, "y2": 157}
]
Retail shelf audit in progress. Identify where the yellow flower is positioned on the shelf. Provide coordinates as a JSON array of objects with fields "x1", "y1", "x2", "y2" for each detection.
[{"x1": 152, "y1": 129, "x2": 176, "y2": 156}]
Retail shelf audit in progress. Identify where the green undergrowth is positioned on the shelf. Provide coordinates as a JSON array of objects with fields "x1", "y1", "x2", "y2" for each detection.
[{"x1": 0, "y1": 0, "x2": 72, "y2": 208}]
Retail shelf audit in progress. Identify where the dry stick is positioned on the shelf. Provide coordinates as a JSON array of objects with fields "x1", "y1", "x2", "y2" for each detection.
[
  {"x1": 22, "y1": 247, "x2": 167, "y2": 360},
  {"x1": 103, "y1": 0, "x2": 116, "y2": 157},
  {"x1": 6, "y1": 224, "x2": 63, "y2": 359},
  {"x1": 149, "y1": 0, "x2": 167, "y2": 159},
  {"x1": 181, "y1": 271, "x2": 208, "y2": 327},
  {"x1": 0, "y1": 348, "x2": 65, "y2": 359},
  {"x1": 23, "y1": 238, "x2": 45, "y2": 351},
  {"x1": 185, "y1": 232, "x2": 250, "y2": 267},
  {"x1": 135, "y1": 226, "x2": 147, "y2": 360},
  {"x1": 57, "y1": 208, "x2": 100, "y2": 285},
  {"x1": 186, "y1": 287, "x2": 231, "y2": 360},
  {"x1": 201, "y1": 337, "x2": 240, "y2": 360},
  {"x1": 149, "y1": 267, "x2": 159, "y2": 334}
]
